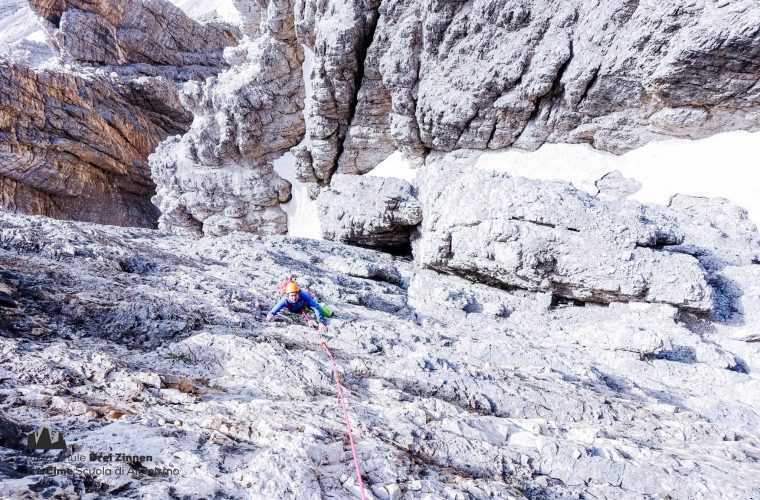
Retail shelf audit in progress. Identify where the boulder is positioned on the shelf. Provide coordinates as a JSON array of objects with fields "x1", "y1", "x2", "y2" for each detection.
[
  {"x1": 293, "y1": 0, "x2": 381, "y2": 182},
  {"x1": 317, "y1": 174, "x2": 421, "y2": 249}
]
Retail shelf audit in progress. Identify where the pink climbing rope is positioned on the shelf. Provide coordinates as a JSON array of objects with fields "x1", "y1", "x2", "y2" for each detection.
[{"x1": 303, "y1": 311, "x2": 367, "y2": 500}]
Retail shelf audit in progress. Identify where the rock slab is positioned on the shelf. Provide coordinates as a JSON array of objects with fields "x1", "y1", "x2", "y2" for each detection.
[{"x1": 416, "y1": 163, "x2": 713, "y2": 311}]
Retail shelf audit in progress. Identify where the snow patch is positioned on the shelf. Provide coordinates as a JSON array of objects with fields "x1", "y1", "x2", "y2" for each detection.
[
  {"x1": 167, "y1": 0, "x2": 242, "y2": 25},
  {"x1": 366, "y1": 150, "x2": 418, "y2": 184},
  {"x1": 474, "y1": 130, "x2": 760, "y2": 225},
  {"x1": 273, "y1": 152, "x2": 322, "y2": 239},
  {"x1": 270, "y1": 43, "x2": 321, "y2": 239},
  {"x1": 24, "y1": 30, "x2": 46, "y2": 43}
]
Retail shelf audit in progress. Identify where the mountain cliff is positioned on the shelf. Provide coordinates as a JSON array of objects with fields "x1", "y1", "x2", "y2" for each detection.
[{"x1": 1, "y1": 1, "x2": 760, "y2": 498}]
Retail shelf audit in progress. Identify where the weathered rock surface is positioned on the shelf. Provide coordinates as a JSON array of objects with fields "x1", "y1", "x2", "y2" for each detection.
[
  {"x1": 150, "y1": 0, "x2": 304, "y2": 236},
  {"x1": 0, "y1": 61, "x2": 192, "y2": 226},
  {"x1": 4, "y1": 0, "x2": 760, "y2": 233},
  {"x1": 416, "y1": 162, "x2": 714, "y2": 311},
  {"x1": 1, "y1": 210, "x2": 759, "y2": 498},
  {"x1": 293, "y1": 0, "x2": 381, "y2": 183},
  {"x1": 0, "y1": 0, "x2": 240, "y2": 227},
  {"x1": 315, "y1": 0, "x2": 760, "y2": 175},
  {"x1": 28, "y1": 0, "x2": 239, "y2": 66},
  {"x1": 335, "y1": 36, "x2": 396, "y2": 176},
  {"x1": 317, "y1": 174, "x2": 421, "y2": 249}
]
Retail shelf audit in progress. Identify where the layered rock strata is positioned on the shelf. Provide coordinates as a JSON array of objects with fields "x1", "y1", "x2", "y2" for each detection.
[
  {"x1": 416, "y1": 164, "x2": 714, "y2": 311},
  {"x1": 0, "y1": 0, "x2": 239, "y2": 227},
  {"x1": 0, "y1": 0, "x2": 53, "y2": 67},
  {"x1": 666, "y1": 195, "x2": 760, "y2": 336},
  {"x1": 0, "y1": 62, "x2": 192, "y2": 226},
  {"x1": 292, "y1": 0, "x2": 381, "y2": 183}
]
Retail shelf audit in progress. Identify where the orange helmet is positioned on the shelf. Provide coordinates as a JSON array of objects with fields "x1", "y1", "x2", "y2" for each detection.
[{"x1": 285, "y1": 282, "x2": 300, "y2": 294}]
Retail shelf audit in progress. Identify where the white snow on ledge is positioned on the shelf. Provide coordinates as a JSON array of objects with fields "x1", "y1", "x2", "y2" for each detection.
[
  {"x1": 167, "y1": 0, "x2": 242, "y2": 24},
  {"x1": 366, "y1": 151, "x2": 418, "y2": 184},
  {"x1": 273, "y1": 152, "x2": 322, "y2": 240},
  {"x1": 474, "y1": 130, "x2": 760, "y2": 225}
]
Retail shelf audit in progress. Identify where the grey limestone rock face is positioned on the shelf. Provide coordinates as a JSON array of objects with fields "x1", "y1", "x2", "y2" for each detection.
[
  {"x1": 293, "y1": 0, "x2": 381, "y2": 183},
  {"x1": 400, "y1": 0, "x2": 760, "y2": 152},
  {"x1": 28, "y1": 0, "x2": 239, "y2": 66},
  {"x1": 2, "y1": 210, "x2": 759, "y2": 498},
  {"x1": 335, "y1": 37, "x2": 396, "y2": 176},
  {"x1": 331, "y1": 0, "x2": 760, "y2": 174},
  {"x1": 416, "y1": 162, "x2": 714, "y2": 311},
  {"x1": 316, "y1": 174, "x2": 422, "y2": 249},
  {"x1": 407, "y1": 269, "x2": 534, "y2": 324},
  {"x1": 150, "y1": 0, "x2": 304, "y2": 236}
]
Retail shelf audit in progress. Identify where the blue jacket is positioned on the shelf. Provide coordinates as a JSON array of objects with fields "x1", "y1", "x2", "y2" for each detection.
[{"x1": 267, "y1": 291, "x2": 323, "y2": 322}]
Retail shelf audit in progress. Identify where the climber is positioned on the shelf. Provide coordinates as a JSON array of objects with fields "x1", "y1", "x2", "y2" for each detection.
[{"x1": 266, "y1": 281, "x2": 326, "y2": 331}]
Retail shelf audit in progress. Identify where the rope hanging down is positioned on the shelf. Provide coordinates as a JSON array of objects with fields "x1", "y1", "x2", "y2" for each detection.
[{"x1": 303, "y1": 311, "x2": 367, "y2": 500}]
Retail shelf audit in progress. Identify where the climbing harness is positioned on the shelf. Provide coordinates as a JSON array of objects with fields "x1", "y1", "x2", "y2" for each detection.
[{"x1": 303, "y1": 311, "x2": 367, "y2": 500}]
